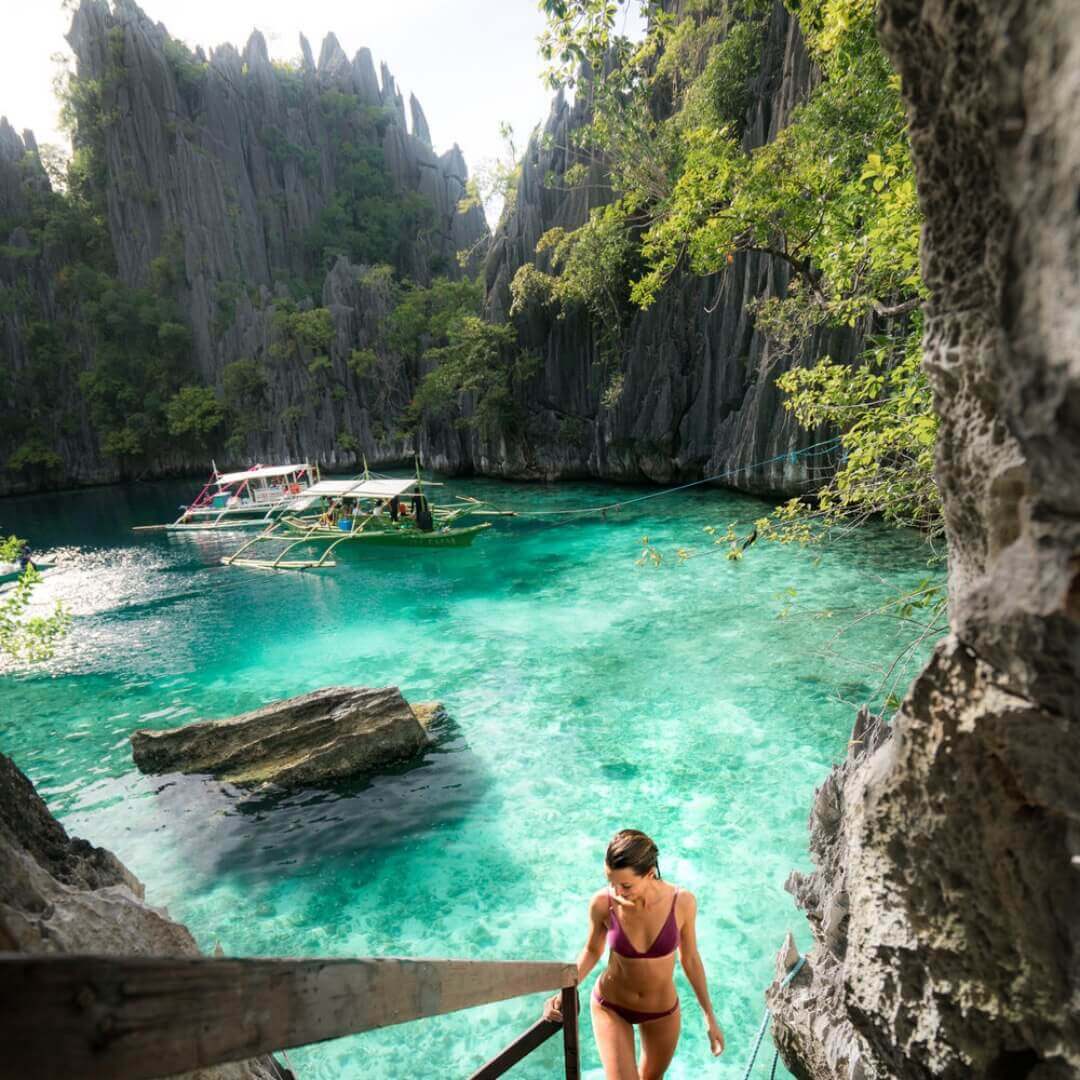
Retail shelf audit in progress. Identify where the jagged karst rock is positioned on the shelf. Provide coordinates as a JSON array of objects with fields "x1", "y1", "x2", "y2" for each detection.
[
  {"x1": 131, "y1": 685, "x2": 439, "y2": 787},
  {"x1": 421, "y1": 0, "x2": 853, "y2": 492},
  {"x1": 769, "y1": 2, "x2": 1080, "y2": 1077},
  {"x1": 6, "y1": 0, "x2": 852, "y2": 498},
  {"x1": 0, "y1": 0, "x2": 488, "y2": 493},
  {"x1": 0, "y1": 753, "x2": 281, "y2": 1080}
]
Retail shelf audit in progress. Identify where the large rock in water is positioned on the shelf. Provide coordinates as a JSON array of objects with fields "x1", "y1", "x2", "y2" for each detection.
[
  {"x1": 768, "y1": 2, "x2": 1080, "y2": 1078},
  {"x1": 0, "y1": 753, "x2": 282, "y2": 1080},
  {"x1": 131, "y1": 686, "x2": 437, "y2": 786}
]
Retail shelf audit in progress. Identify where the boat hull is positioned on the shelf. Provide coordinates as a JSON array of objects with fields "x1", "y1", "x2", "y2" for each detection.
[
  {"x1": 0, "y1": 560, "x2": 54, "y2": 586},
  {"x1": 297, "y1": 523, "x2": 490, "y2": 548},
  {"x1": 221, "y1": 522, "x2": 491, "y2": 570}
]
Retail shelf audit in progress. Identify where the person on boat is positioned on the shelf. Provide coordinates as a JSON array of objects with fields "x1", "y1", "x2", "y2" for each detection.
[
  {"x1": 17, "y1": 542, "x2": 35, "y2": 572},
  {"x1": 543, "y1": 829, "x2": 724, "y2": 1078}
]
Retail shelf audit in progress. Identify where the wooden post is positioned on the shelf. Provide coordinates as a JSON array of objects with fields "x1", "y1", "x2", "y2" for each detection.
[
  {"x1": 0, "y1": 955, "x2": 576, "y2": 1080},
  {"x1": 466, "y1": 1018, "x2": 562, "y2": 1080},
  {"x1": 561, "y1": 986, "x2": 580, "y2": 1080}
]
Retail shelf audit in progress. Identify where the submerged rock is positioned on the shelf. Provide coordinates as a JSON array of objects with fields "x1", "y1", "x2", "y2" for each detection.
[
  {"x1": 131, "y1": 686, "x2": 438, "y2": 787},
  {"x1": 0, "y1": 752, "x2": 281, "y2": 1079}
]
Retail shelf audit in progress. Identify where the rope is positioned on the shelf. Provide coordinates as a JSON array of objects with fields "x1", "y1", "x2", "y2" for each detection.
[
  {"x1": 740, "y1": 954, "x2": 807, "y2": 1080},
  {"x1": 484, "y1": 437, "x2": 842, "y2": 520}
]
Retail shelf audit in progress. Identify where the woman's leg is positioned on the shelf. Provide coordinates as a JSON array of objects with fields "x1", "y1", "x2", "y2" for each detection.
[
  {"x1": 638, "y1": 1007, "x2": 681, "y2": 1080},
  {"x1": 590, "y1": 995, "x2": 639, "y2": 1080}
]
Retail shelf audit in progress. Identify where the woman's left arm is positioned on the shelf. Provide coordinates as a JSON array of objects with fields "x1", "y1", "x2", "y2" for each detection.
[{"x1": 678, "y1": 891, "x2": 725, "y2": 1056}]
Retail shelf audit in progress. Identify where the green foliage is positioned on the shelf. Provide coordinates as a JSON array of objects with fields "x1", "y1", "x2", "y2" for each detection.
[
  {"x1": 337, "y1": 431, "x2": 360, "y2": 453},
  {"x1": 409, "y1": 317, "x2": 536, "y2": 434},
  {"x1": 388, "y1": 276, "x2": 484, "y2": 361},
  {"x1": 165, "y1": 385, "x2": 225, "y2": 444},
  {"x1": 382, "y1": 275, "x2": 534, "y2": 433},
  {"x1": 511, "y1": 202, "x2": 637, "y2": 357},
  {"x1": 272, "y1": 60, "x2": 306, "y2": 107},
  {"x1": 222, "y1": 359, "x2": 269, "y2": 453},
  {"x1": 260, "y1": 125, "x2": 320, "y2": 178},
  {"x1": 306, "y1": 126, "x2": 434, "y2": 270},
  {"x1": 770, "y1": 323, "x2": 940, "y2": 536},
  {"x1": 70, "y1": 265, "x2": 195, "y2": 459},
  {"x1": 0, "y1": 67, "x2": 218, "y2": 471},
  {"x1": 541, "y1": 0, "x2": 938, "y2": 543},
  {"x1": 0, "y1": 537, "x2": 69, "y2": 662},
  {"x1": 223, "y1": 359, "x2": 268, "y2": 407},
  {"x1": 460, "y1": 121, "x2": 522, "y2": 225},
  {"x1": 679, "y1": 16, "x2": 767, "y2": 135},
  {"x1": 271, "y1": 302, "x2": 335, "y2": 362},
  {"x1": 5, "y1": 439, "x2": 64, "y2": 476},
  {"x1": 348, "y1": 348, "x2": 380, "y2": 376},
  {"x1": 163, "y1": 37, "x2": 208, "y2": 98}
]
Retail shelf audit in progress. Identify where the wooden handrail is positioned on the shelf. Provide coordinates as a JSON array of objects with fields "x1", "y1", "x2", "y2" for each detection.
[
  {"x1": 0, "y1": 955, "x2": 577, "y2": 1079},
  {"x1": 468, "y1": 986, "x2": 580, "y2": 1080}
]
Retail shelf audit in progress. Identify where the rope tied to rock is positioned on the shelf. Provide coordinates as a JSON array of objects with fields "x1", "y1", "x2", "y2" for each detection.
[
  {"x1": 740, "y1": 954, "x2": 807, "y2": 1080},
  {"x1": 476, "y1": 437, "x2": 843, "y2": 520}
]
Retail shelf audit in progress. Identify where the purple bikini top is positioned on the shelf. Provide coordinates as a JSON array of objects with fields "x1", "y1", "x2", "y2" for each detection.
[{"x1": 607, "y1": 888, "x2": 680, "y2": 959}]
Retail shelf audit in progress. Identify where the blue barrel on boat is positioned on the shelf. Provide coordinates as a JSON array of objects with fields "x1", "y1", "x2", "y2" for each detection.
[{"x1": 338, "y1": 519, "x2": 351, "y2": 532}]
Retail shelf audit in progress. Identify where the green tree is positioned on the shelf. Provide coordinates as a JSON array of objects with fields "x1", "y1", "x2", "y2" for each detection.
[
  {"x1": 165, "y1": 385, "x2": 225, "y2": 444},
  {"x1": 540, "y1": 0, "x2": 937, "y2": 545},
  {"x1": 0, "y1": 536, "x2": 69, "y2": 662},
  {"x1": 409, "y1": 317, "x2": 536, "y2": 435}
]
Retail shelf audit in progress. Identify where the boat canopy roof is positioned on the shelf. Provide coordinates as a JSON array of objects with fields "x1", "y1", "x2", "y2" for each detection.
[
  {"x1": 215, "y1": 464, "x2": 311, "y2": 485},
  {"x1": 303, "y1": 478, "x2": 418, "y2": 500}
]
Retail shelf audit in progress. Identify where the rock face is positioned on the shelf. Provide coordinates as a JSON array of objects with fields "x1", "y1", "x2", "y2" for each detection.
[
  {"x1": 3, "y1": 0, "x2": 855, "y2": 499},
  {"x1": 131, "y1": 685, "x2": 437, "y2": 786},
  {"x1": 768, "y1": 2, "x2": 1080, "y2": 1077},
  {"x1": 422, "y1": 0, "x2": 859, "y2": 493},
  {"x1": 0, "y1": 0, "x2": 488, "y2": 493},
  {"x1": 0, "y1": 752, "x2": 281, "y2": 1080}
]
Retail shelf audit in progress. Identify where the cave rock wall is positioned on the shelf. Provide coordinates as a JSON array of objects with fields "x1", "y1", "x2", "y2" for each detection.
[{"x1": 768, "y1": 2, "x2": 1080, "y2": 1077}]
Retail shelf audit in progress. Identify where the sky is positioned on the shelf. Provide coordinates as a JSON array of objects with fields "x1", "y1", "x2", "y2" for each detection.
[{"x1": 0, "y1": 0, "x2": 582, "y2": 222}]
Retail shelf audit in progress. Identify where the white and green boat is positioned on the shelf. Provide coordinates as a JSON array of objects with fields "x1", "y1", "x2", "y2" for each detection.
[
  {"x1": 220, "y1": 476, "x2": 490, "y2": 571},
  {"x1": 133, "y1": 463, "x2": 319, "y2": 534}
]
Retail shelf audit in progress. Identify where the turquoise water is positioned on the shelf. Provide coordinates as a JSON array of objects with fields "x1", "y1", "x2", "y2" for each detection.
[{"x1": 1, "y1": 476, "x2": 936, "y2": 1078}]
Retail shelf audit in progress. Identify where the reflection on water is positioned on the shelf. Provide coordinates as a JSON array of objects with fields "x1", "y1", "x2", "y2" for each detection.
[{"x1": 0, "y1": 475, "x2": 938, "y2": 1078}]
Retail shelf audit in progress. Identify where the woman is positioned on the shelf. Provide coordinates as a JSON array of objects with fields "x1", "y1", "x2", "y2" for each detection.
[{"x1": 544, "y1": 829, "x2": 724, "y2": 1079}]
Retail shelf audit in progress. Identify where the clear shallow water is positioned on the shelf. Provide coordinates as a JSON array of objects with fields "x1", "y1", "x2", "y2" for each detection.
[{"x1": 0, "y1": 476, "x2": 936, "y2": 1078}]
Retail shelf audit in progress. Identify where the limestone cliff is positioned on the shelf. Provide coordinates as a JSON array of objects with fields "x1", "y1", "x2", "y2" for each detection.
[
  {"x1": 422, "y1": 0, "x2": 856, "y2": 492},
  {"x1": 768, "y1": 2, "x2": 1080, "y2": 1076},
  {"x1": 0, "y1": 0, "x2": 487, "y2": 493},
  {"x1": 0, "y1": 752, "x2": 283, "y2": 1079},
  {"x1": 2, "y1": 0, "x2": 856, "y2": 497}
]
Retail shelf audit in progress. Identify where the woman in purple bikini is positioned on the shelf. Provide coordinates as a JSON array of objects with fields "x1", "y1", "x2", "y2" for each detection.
[{"x1": 544, "y1": 829, "x2": 724, "y2": 1078}]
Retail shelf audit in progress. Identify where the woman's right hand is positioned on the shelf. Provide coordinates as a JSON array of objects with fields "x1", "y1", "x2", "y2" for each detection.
[{"x1": 542, "y1": 993, "x2": 563, "y2": 1021}]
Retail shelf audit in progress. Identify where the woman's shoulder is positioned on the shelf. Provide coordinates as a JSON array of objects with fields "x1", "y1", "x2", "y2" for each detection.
[
  {"x1": 671, "y1": 884, "x2": 696, "y2": 914},
  {"x1": 589, "y1": 887, "x2": 612, "y2": 912}
]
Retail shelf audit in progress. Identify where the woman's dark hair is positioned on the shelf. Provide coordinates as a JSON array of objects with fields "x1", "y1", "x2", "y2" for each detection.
[{"x1": 606, "y1": 829, "x2": 661, "y2": 879}]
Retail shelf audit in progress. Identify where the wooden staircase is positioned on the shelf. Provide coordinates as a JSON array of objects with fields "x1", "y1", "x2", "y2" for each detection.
[{"x1": 0, "y1": 954, "x2": 581, "y2": 1078}]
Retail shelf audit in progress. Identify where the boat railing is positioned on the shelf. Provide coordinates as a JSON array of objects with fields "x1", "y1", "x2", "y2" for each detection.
[{"x1": 0, "y1": 953, "x2": 580, "y2": 1079}]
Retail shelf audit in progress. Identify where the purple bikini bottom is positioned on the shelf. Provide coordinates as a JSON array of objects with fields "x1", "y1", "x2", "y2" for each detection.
[{"x1": 591, "y1": 986, "x2": 680, "y2": 1025}]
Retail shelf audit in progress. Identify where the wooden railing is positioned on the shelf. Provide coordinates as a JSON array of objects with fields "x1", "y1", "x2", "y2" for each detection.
[{"x1": 0, "y1": 954, "x2": 579, "y2": 1079}]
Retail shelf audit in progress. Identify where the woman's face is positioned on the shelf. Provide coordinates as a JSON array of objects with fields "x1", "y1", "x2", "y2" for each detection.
[{"x1": 605, "y1": 863, "x2": 654, "y2": 902}]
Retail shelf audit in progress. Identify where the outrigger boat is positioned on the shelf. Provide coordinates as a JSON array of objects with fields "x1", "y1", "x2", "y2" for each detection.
[
  {"x1": 220, "y1": 476, "x2": 490, "y2": 571},
  {"x1": 133, "y1": 463, "x2": 318, "y2": 533},
  {"x1": 0, "y1": 558, "x2": 54, "y2": 587}
]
